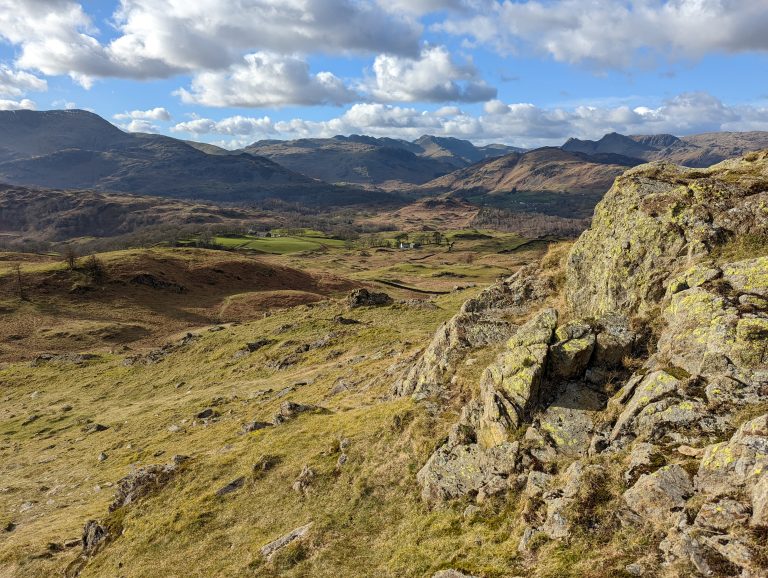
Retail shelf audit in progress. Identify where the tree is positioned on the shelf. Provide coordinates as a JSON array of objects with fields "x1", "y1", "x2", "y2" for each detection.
[
  {"x1": 63, "y1": 246, "x2": 78, "y2": 270},
  {"x1": 12, "y1": 263, "x2": 26, "y2": 300},
  {"x1": 431, "y1": 231, "x2": 443, "y2": 246}
]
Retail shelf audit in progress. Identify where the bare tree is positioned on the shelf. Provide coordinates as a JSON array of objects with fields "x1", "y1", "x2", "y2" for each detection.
[
  {"x1": 12, "y1": 263, "x2": 26, "y2": 300},
  {"x1": 63, "y1": 246, "x2": 78, "y2": 270}
]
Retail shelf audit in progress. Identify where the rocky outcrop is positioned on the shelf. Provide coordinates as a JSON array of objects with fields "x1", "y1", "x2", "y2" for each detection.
[
  {"x1": 566, "y1": 151, "x2": 768, "y2": 318},
  {"x1": 411, "y1": 151, "x2": 768, "y2": 577},
  {"x1": 395, "y1": 263, "x2": 555, "y2": 399}
]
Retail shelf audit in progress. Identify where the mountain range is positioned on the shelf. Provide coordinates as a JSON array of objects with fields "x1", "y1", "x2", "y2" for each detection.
[
  {"x1": 0, "y1": 110, "x2": 376, "y2": 206},
  {"x1": 242, "y1": 135, "x2": 524, "y2": 188},
  {"x1": 1, "y1": 109, "x2": 768, "y2": 214}
]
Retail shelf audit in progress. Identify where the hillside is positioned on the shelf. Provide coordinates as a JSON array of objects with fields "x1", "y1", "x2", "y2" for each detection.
[
  {"x1": 419, "y1": 147, "x2": 641, "y2": 216},
  {"x1": 0, "y1": 110, "x2": 381, "y2": 206},
  {"x1": 243, "y1": 135, "x2": 522, "y2": 188},
  {"x1": 1, "y1": 151, "x2": 766, "y2": 578},
  {"x1": 0, "y1": 184, "x2": 278, "y2": 243}
]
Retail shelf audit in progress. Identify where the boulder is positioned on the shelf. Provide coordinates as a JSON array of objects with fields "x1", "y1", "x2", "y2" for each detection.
[
  {"x1": 623, "y1": 465, "x2": 693, "y2": 527},
  {"x1": 417, "y1": 441, "x2": 518, "y2": 502},
  {"x1": 696, "y1": 414, "x2": 768, "y2": 498},
  {"x1": 537, "y1": 383, "x2": 606, "y2": 457},
  {"x1": 609, "y1": 370, "x2": 681, "y2": 441},
  {"x1": 624, "y1": 443, "x2": 666, "y2": 485},
  {"x1": 347, "y1": 288, "x2": 392, "y2": 308},
  {"x1": 110, "y1": 457, "x2": 188, "y2": 511},
  {"x1": 273, "y1": 401, "x2": 319, "y2": 425}
]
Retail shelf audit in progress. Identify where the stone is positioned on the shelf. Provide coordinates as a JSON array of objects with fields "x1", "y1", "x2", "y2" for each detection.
[
  {"x1": 432, "y1": 571, "x2": 480, "y2": 578},
  {"x1": 694, "y1": 498, "x2": 750, "y2": 532},
  {"x1": 97, "y1": 452, "x2": 107, "y2": 462},
  {"x1": 292, "y1": 465, "x2": 314, "y2": 495},
  {"x1": 548, "y1": 322, "x2": 595, "y2": 379},
  {"x1": 624, "y1": 443, "x2": 666, "y2": 485},
  {"x1": 81, "y1": 520, "x2": 109, "y2": 556},
  {"x1": 696, "y1": 414, "x2": 768, "y2": 497},
  {"x1": 751, "y1": 474, "x2": 768, "y2": 528},
  {"x1": 476, "y1": 309, "x2": 557, "y2": 448},
  {"x1": 195, "y1": 408, "x2": 217, "y2": 420},
  {"x1": 609, "y1": 370, "x2": 681, "y2": 441},
  {"x1": 623, "y1": 465, "x2": 693, "y2": 527},
  {"x1": 273, "y1": 401, "x2": 319, "y2": 425},
  {"x1": 594, "y1": 314, "x2": 635, "y2": 368},
  {"x1": 395, "y1": 266, "x2": 554, "y2": 398},
  {"x1": 216, "y1": 477, "x2": 246, "y2": 496},
  {"x1": 524, "y1": 471, "x2": 553, "y2": 499},
  {"x1": 260, "y1": 523, "x2": 312, "y2": 559},
  {"x1": 242, "y1": 420, "x2": 272, "y2": 433},
  {"x1": 347, "y1": 288, "x2": 393, "y2": 308},
  {"x1": 537, "y1": 382, "x2": 606, "y2": 457},
  {"x1": 417, "y1": 441, "x2": 518, "y2": 502},
  {"x1": 110, "y1": 459, "x2": 185, "y2": 511},
  {"x1": 82, "y1": 423, "x2": 109, "y2": 434},
  {"x1": 566, "y1": 156, "x2": 768, "y2": 319}
]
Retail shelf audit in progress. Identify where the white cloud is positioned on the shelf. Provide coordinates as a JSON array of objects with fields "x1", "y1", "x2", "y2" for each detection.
[
  {"x1": 114, "y1": 107, "x2": 172, "y2": 121},
  {"x1": 172, "y1": 115, "x2": 276, "y2": 138},
  {"x1": 170, "y1": 92, "x2": 768, "y2": 148},
  {"x1": 176, "y1": 53, "x2": 358, "y2": 108},
  {"x1": 0, "y1": 65, "x2": 47, "y2": 97},
  {"x1": 0, "y1": 0, "x2": 422, "y2": 87},
  {"x1": 363, "y1": 46, "x2": 496, "y2": 103},
  {"x1": 0, "y1": 98, "x2": 36, "y2": 111},
  {"x1": 436, "y1": 0, "x2": 768, "y2": 69}
]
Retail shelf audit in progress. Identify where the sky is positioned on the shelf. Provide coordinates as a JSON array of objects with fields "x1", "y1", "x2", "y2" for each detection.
[{"x1": 0, "y1": 0, "x2": 767, "y2": 149}]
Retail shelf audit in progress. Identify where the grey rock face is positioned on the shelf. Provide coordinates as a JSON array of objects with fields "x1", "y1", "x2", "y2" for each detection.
[{"x1": 623, "y1": 465, "x2": 693, "y2": 528}]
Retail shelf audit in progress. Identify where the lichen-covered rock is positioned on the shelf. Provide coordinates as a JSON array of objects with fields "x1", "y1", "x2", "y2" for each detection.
[
  {"x1": 624, "y1": 442, "x2": 666, "y2": 485},
  {"x1": 566, "y1": 153, "x2": 768, "y2": 319},
  {"x1": 477, "y1": 308, "x2": 557, "y2": 448},
  {"x1": 593, "y1": 314, "x2": 635, "y2": 368},
  {"x1": 417, "y1": 440, "x2": 518, "y2": 502},
  {"x1": 610, "y1": 370, "x2": 681, "y2": 442},
  {"x1": 696, "y1": 414, "x2": 768, "y2": 498},
  {"x1": 260, "y1": 523, "x2": 312, "y2": 559},
  {"x1": 623, "y1": 465, "x2": 693, "y2": 528},
  {"x1": 395, "y1": 264, "x2": 554, "y2": 399},
  {"x1": 110, "y1": 456, "x2": 188, "y2": 511},
  {"x1": 548, "y1": 323, "x2": 595, "y2": 380},
  {"x1": 537, "y1": 382, "x2": 605, "y2": 457}
]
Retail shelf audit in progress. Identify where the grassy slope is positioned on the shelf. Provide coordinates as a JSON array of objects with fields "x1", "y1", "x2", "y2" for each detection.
[{"x1": 0, "y1": 238, "x2": 561, "y2": 578}]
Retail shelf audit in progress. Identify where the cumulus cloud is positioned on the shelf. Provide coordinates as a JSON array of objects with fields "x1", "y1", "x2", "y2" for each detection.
[
  {"x1": 176, "y1": 53, "x2": 358, "y2": 108},
  {"x1": 0, "y1": 0, "x2": 422, "y2": 87},
  {"x1": 436, "y1": 0, "x2": 768, "y2": 68},
  {"x1": 172, "y1": 115, "x2": 276, "y2": 138},
  {"x1": 172, "y1": 92, "x2": 768, "y2": 148},
  {"x1": 114, "y1": 107, "x2": 171, "y2": 121},
  {"x1": 0, "y1": 65, "x2": 47, "y2": 97},
  {"x1": 363, "y1": 46, "x2": 496, "y2": 103},
  {"x1": 0, "y1": 98, "x2": 37, "y2": 111}
]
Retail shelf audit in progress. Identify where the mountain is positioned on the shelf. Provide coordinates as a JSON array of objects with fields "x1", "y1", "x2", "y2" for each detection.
[
  {"x1": 562, "y1": 130, "x2": 768, "y2": 167},
  {"x1": 0, "y1": 110, "x2": 383, "y2": 206},
  {"x1": 562, "y1": 132, "x2": 655, "y2": 158},
  {"x1": 243, "y1": 134, "x2": 523, "y2": 188},
  {"x1": 418, "y1": 147, "x2": 642, "y2": 216}
]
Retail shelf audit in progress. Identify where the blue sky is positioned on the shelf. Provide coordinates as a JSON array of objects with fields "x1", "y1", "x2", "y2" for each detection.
[{"x1": 0, "y1": 0, "x2": 766, "y2": 148}]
